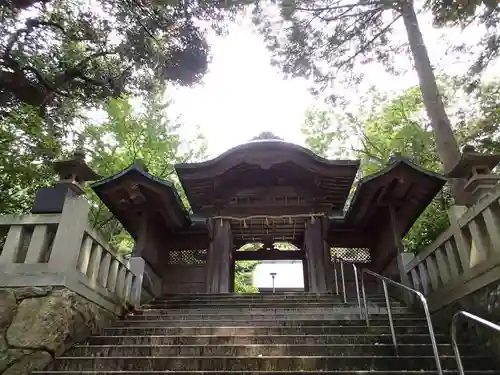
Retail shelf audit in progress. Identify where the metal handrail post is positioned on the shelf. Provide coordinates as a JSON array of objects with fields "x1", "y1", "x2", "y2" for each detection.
[
  {"x1": 334, "y1": 261, "x2": 339, "y2": 295},
  {"x1": 451, "y1": 311, "x2": 500, "y2": 375},
  {"x1": 382, "y1": 279, "x2": 398, "y2": 355},
  {"x1": 340, "y1": 261, "x2": 346, "y2": 303},
  {"x1": 352, "y1": 263, "x2": 363, "y2": 319},
  {"x1": 418, "y1": 295, "x2": 442, "y2": 375},
  {"x1": 361, "y1": 269, "x2": 443, "y2": 375},
  {"x1": 360, "y1": 271, "x2": 369, "y2": 326}
]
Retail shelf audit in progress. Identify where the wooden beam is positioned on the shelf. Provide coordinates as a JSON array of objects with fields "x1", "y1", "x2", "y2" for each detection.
[{"x1": 234, "y1": 250, "x2": 304, "y2": 261}]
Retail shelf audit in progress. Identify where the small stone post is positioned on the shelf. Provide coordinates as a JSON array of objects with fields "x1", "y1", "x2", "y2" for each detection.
[
  {"x1": 48, "y1": 195, "x2": 91, "y2": 271},
  {"x1": 446, "y1": 146, "x2": 500, "y2": 270},
  {"x1": 446, "y1": 145, "x2": 500, "y2": 206},
  {"x1": 128, "y1": 257, "x2": 145, "y2": 307}
]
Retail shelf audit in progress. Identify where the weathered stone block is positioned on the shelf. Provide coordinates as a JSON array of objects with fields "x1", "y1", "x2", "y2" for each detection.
[
  {"x1": 431, "y1": 279, "x2": 500, "y2": 363},
  {"x1": 0, "y1": 290, "x2": 17, "y2": 330},
  {"x1": 2, "y1": 350, "x2": 52, "y2": 375},
  {"x1": 0, "y1": 287, "x2": 116, "y2": 375},
  {"x1": 13, "y1": 286, "x2": 53, "y2": 301}
]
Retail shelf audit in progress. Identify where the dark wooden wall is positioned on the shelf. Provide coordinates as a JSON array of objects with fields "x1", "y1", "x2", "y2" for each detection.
[{"x1": 162, "y1": 264, "x2": 208, "y2": 294}]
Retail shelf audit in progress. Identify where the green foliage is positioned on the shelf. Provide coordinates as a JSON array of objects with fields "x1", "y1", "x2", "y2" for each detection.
[
  {"x1": 0, "y1": 0, "x2": 249, "y2": 118},
  {"x1": 456, "y1": 82, "x2": 500, "y2": 154},
  {"x1": 83, "y1": 89, "x2": 207, "y2": 253},
  {"x1": 234, "y1": 261, "x2": 260, "y2": 293},
  {"x1": 251, "y1": 1, "x2": 417, "y2": 103},
  {"x1": 301, "y1": 86, "x2": 452, "y2": 253},
  {"x1": 425, "y1": 0, "x2": 500, "y2": 89},
  {"x1": 302, "y1": 108, "x2": 339, "y2": 158},
  {"x1": 0, "y1": 104, "x2": 67, "y2": 214}
]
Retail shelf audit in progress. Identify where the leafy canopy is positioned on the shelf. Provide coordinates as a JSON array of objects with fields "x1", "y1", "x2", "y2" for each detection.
[
  {"x1": 82, "y1": 89, "x2": 207, "y2": 252},
  {"x1": 234, "y1": 261, "x2": 260, "y2": 293},
  {"x1": 426, "y1": 0, "x2": 500, "y2": 90},
  {"x1": 251, "y1": 0, "x2": 409, "y2": 102},
  {"x1": 302, "y1": 86, "x2": 451, "y2": 252},
  {"x1": 0, "y1": 0, "x2": 249, "y2": 118}
]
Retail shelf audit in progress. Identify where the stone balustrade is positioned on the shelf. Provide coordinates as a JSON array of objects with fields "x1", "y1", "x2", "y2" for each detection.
[
  {"x1": 0, "y1": 195, "x2": 142, "y2": 315},
  {"x1": 403, "y1": 184, "x2": 500, "y2": 312}
]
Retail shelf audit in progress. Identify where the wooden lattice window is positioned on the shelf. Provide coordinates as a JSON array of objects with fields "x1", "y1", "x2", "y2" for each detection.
[
  {"x1": 331, "y1": 247, "x2": 371, "y2": 264},
  {"x1": 167, "y1": 249, "x2": 207, "y2": 265}
]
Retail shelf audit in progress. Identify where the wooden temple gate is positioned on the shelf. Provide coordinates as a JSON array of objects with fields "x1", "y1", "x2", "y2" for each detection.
[{"x1": 90, "y1": 139, "x2": 446, "y2": 295}]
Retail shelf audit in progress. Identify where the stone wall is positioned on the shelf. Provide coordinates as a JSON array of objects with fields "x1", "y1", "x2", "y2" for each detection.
[
  {"x1": 0, "y1": 287, "x2": 115, "y2": 375},
  {"x1": 430, "y1": 280, "x2": 500, "y2": 362}
]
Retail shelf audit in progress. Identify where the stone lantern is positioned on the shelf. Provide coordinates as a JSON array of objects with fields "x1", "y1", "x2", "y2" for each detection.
[
  {"x1": 31, "y1": 150, "x2": 102, "y2": 214},
  {"x1": 447, "y1": 145, "x2": 500, "y2": 204}
]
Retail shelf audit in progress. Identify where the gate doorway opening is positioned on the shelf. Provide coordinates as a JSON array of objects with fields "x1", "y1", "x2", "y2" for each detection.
[
  {"x1": 254, "y1": 260, "x2": 305, "y2": 293},
  {"x1": 232, "y1": 242, "x2": 306, "y2": 293}
]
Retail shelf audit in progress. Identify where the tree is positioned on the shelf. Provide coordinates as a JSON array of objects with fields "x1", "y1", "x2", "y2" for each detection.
[
  {"x1": 234, "y1": 261, "x2": 259, "y2": 293},
  {"x1": 0, "y1": 0, "x2": 248, "y2": 118},
  {"x1": 83, "y1": 89, "x2": 207, "y2": 252},
  {"x1": 301, "y1": 86, "x2": 452, "y2": 252},
  {"x1": 252, "y1": 0, "x2": 464, "y2": 201}
]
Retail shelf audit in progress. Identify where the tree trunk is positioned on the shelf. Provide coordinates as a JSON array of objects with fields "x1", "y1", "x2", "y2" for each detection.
[{"x1": 401, "y1": 0, "x2": 468, "y2": 205}]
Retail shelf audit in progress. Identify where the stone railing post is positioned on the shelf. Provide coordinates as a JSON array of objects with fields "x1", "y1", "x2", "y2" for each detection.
[
  {"x1": 48, "y1": 194, "x2": 90, "y2": 272},
  {"x1": 128, "y1": 257, "x2": 145, "y2": 307},
  {"x1": 397, "y1": 252, "x2": 415, "y2": 305},
  {"x1": 447, "y1": 205, "x2": 470, "y2": 271}
]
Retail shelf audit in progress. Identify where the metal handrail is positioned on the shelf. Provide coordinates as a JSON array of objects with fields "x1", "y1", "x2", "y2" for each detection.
[
  {"x1": 332, "y1": 257, "x2": 347, "y2": 303},
  {"x1": 360, "y1": 268, "x2": 443, "y2": 375},
  {"x1": 451, "y1": 311, "x2": 500, "y2": 375},
  {"x1": 333, "y1": 259, "x2": 363, "y2": 318}
]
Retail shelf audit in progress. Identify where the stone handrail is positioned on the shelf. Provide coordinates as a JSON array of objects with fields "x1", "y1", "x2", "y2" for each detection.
[
  {"x1": 78, "y1": 226, "x2": 138, "y2": 307},
  {"x1": 404, "y1": 184, "x2": 500, "y2": 311},
  {"x1": 0, "y1": 196, "x2": 141, "y2": 315},
  {"x1": 0, "y1": 214, "x2": 61, "y2": 264}
]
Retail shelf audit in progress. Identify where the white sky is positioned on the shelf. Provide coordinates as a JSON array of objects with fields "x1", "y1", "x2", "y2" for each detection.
[
  {"x1": 169, "y1": 8, "x2": 488, "y2": 159},
  {"x1": 253, "y1": 260, "x2": 305, "y2": 289}
]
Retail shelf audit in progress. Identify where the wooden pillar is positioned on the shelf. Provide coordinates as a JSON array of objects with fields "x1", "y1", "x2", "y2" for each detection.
[
  {"x1": 206, "y1": 218, "x2": 233, "y2": 294},
  {"x1": 389, "y1": 206, "x2": 411, "y2": 287},
  {"x1": 304, "y1": 218, "x2": 328, "y2": 293},
  {"x1": 132, "y1": 212, "x2": 149, "y2": 257},
  {"x1": 322, "y1": 216, "x2": 333, "y2": 292}
]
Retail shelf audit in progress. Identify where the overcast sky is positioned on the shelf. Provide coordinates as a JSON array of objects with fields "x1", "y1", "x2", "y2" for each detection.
[{"x1": 169, "y1": 8, "x2": 486, "y2": 159}]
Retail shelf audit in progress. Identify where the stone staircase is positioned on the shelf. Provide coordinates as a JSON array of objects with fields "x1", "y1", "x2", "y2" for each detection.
[{"x1": 35, "y1": 293, "x2": 499, "y2": 374}]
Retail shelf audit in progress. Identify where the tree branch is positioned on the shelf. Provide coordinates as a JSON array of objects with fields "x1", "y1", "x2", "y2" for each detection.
[{"x1": 336, "y1": 13, "x2": 401, "y2": 70}]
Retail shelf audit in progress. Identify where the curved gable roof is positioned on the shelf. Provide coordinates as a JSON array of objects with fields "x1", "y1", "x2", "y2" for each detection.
[
  {"x1": 345, "y1": 157, "x2": 447, "y2": 236},
  {"x1": 91, "y1": 162, "x2": 191, "y2": 239},
  {"x1": 175, "y1": 140, "x2": 360, "y2": 215}
]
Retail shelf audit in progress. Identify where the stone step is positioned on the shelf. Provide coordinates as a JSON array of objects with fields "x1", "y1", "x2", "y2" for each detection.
[
  {"x1": 155, "y1": 293, "x2": 376, "y2": 298},
  {"x1": 152, "y1": 295, "x2": 390, "y2": 301},
  {"x1": 46, "y1": 355, "x2": 494, "y2": 371},
  {"x1": 136, "y1": 302, "x2": 408, "y2": 313},
  {"x1": 89, "y1": 333, "x2": 452, "y2": 346},
  {"x1": 103, "y1": 325, "x2": 436, "y2": 336},
  {"x1": 112, "y1": 318, "x2": 427, "y2": 327},
  {"x1": 146, "y1": 301, "x2": 401, "y2": 309},
  {"x1": 123, "y1": 311, "x2": 414, "y2": 321},
  {"x1": 149, "y1": 299, "x2": 391, "y2": 306},
  {"x1": 67, "y1": 343, "x2": 463, "y2": 357},
  {"x1": 131, "y1": 306, "x2": 413, "y2": 315},
  {"x1": 156, "y1": 292, "x2": 381, "y2": 298},
  {"x1": 32, "y1": 371, "x2": 500, "y2": 375}
]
